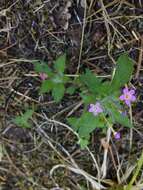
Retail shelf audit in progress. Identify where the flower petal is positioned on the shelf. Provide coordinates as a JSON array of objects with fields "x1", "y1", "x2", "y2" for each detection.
[
  {"x1": 119, "y1": 95, "x2": 125, "y2": 101},
  {"x1": 131, "y1": 95, "x2": 136, "y2": 102},
  {"x1": 95, "y1": 102, "x2": 100, "y2": 107},
  {"x1": 114, "y1": 132, "x2": 121, "y2": 140},
  {"x1": 97, "y1": 107, "x2": 103, "y2": 113},
  {"x1": 125, "y1": 99, "x2": 131, "y2": 106},
  {"x1": 129, "y1": 89, "x2": 135, "y2": 95},
  {"x1": 88, "y1": 104, "x2": 95, "y2": 112},
  {"x1": 95, "y1": 102, "x2": 103, "y2": 113},
  {"x1": 123, "y1": 87, "x2": 128, "y2": 94},
  {"x1": 39, "y1": 73, "x2": 48, "y2": 80}
]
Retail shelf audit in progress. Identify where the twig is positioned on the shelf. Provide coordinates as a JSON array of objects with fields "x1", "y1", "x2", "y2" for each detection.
[
  {"x1": 135, "y1": 36, "x2": 143, "y2": 79},
  {"x1": 76, "y1": 0, "x2": 87, "y2": 73},
  {"x1": 101, "y1": 128, "x2": 112, "y2": 178}
]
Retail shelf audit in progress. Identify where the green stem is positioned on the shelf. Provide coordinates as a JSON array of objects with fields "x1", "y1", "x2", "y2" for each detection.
[
  {"x1": 102, "y1": 114, "x2": 115, "y2": 134},
  {"x1": 126, "y1": 151, "x2": 143, "y2": 190}
]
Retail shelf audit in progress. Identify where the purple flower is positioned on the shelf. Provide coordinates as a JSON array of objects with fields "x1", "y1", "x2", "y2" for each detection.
[
  {"x1": 88, "y1": 102, "x2": 103, "y2": 116},
  {"x1": 119, "y1": 87, "x2": 136, "y2": 107},
  {"x1": 39, "y1": 73, "x2": 48, "y2": 80},
  {"x1": 32, "y1": 21, "x2": 36, "y2": 27},
  {"x1": 114, "y1": 132, "x2": 121, "y2": 140}
]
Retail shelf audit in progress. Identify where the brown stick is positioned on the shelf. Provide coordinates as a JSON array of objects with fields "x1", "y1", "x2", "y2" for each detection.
[{"x1": 135, "y1": 36, "x2": 143, "y2": 79}]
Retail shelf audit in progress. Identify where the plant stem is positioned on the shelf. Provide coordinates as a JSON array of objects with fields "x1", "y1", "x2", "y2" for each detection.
[{"x1": 126, "y1": 151, "x2": 143, "y2": 190}]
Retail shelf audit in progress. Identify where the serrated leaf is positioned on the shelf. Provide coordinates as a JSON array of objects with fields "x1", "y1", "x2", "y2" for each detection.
[
  {"x1": 40, "y1": 80, "x2": 53, "y2": 93},
  {"x1": 78, "y1": 113, "x2": 105, "y2": 137},
  {"x1": 66, "y1": 86, "x2": 76, "y2": 95},
  {"x1": 104, "y1": 101, "x2": 132, "y2": 128},
  {"x1": 111, "y1": 53, "x2": 134, "y2": 91},
  {"x1": 33, "y1": 61, "x2": 52, "y2": 76},
  {"x1": 13, "y1": 109, "x2": 33, "y2": 128},
  {"x1": 22, "y1": 109, "x2": 34, "y2": 120},
  {"x1": 80, "y1": 69, "x2": 102, "y2": 95},
  {"x1": 68, "y1": 112, "x2": 106, "y2": 139},
  {"x1": 52, "y1": 83, "x2": 65, "y2": 102},
  {"x1": 99, "y1": 81, "x2": 111, "y2": 95},
  {"x1": 51, "y1": 74, "x2": 63, "y2": 84},
  {"x1": 16, "y1": 119, "x2": 31, "y2": 128},
  {"x1": 54, "y1": 54, "x2": 66, "y2": 73},
  {"x1": 80, "y1": 93, "x2": 96, "y2": 105},
  {"x1": 67, "y1": 117, "x2": 79, "y2": 131},
  {"x1": 62, "y1": 75, "x2": 69, "y2": 83},
  {"x1": 113, "y1": 112, "x2": 132, "y2": 128}
]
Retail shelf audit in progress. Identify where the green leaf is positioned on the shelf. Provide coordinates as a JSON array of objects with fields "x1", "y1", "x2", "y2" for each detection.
[
  {"x1": 51, "y1": 74, "x2": 69, "y2": 84},
  {"x1": 104, "y1": 101, "x2": 132, "y2": 128},
  {"x1": 99, "y1": 81, "x2": 111, "y2": 95},
  {"x1": 78, "y1": 113, "x2": 105, "y2": 137},
  {"x1": 67, "y1": 117, "x2": 79, "y2": 131},
  {"x1": 78, "y1": 138, "x2": 89, "y2": 149},
  {"x1": 52, "y1": 83, "x2": 65, "y2": 102},
  {"x1": 54, "y1": 54, "x2": 66, "y2": 73},
  {"x1": 22, "y1": 109, "x2": 34, "y2": 120},
  {"x1": 113, "y1": 112, "x2": 132, "y2": 128},
  {"x1": 80, "y1": 69, "x2": 102, "y2": 95},
  {"x1": 62, "y1": 75, "x2": 69, "y2": 83},
  {"x1": 80, "y1": 93, "x2": 96, "y2": 105},
  {"x1": 111, "y1": 53, "x2": 134, "y2": 91},
  {"x1": 66, "y1": 86, "x2": 76, "y2": 95},
  {"x1": 51, "y1": 74, "x2": 64, "y2": 84},
  {"x1": 68, "y1": 112, "x2": 106, "y2": 139},
  {"x1": 33, "y1": 61, "x2": 52, "y2": 76},
  {"x1": 13, "y1": 109, "x2": 34, "y2": 128},
  {"x1": 40, "y1": 80, "x2": 53, "y2": 93}
]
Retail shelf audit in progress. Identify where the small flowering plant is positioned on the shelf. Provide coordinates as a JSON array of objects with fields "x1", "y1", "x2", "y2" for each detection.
[
  {"x1": 32, "y1": 53, "x2": 136, "y2": 148},
  {"x1": 33, "y1": 54, "x2": 69, "y2": 102},
  {"x1": 68, "y1": 53, "x2": 136, "y2": 148}
]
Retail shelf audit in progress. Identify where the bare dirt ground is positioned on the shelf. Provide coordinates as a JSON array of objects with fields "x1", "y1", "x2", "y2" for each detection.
[{"x1": 0, "y1": 0, "x2": 143, "y2": 190}]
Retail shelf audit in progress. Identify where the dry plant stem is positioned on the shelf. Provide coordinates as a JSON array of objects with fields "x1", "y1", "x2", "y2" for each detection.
[
  {"x1": 88, "y1": 0, "x2": 95, "y2": 14},
  {"x1": 50, "y1": 164, "x2": 105, "y2": 190},
  {"x1": 4, "y1": 147, "x2": 43, "y2": 188},
  {"x1": 39, "y1": 113, "x2": 102, "y2": 182},
  {"x1": 109, "y1": 146, "x2": 117, "y2": 171},
  {"x1": 86, "y1": 0, "x2": 119, "y2": 20},
  {"x1": 0, "y1": 0, "x2": 19, "y2": 14},
  {"x1": 101, "y1": 127, "x2": 112, "y2": 178},
  {"x1": 10, "y1": 88, "x2": 40, "y2": 104},
  {"x1": 33, "y1": 116, "x2": 105, "y2": 190},
  {"x1": 43, "y1": 115, "x2": 101, "y2": 172},
  {"x1": 120, "y1": 165, "x2": 135, "y2": 184},
  {"x1": 70, "y1": 14, "x2": 143, "y2": 26},
  {"x1": 111, "y1": 139, "x2": 122, "y2": 183},
  {"x1": 67, "y1": 100, "x2": 83, "y2": 117},
  {"x1": 33, "y1": 118, "x2": 78, "y2": 167},
  {"x1": 76, "y1": 0, "x2": 87, "y2": 74},
  {"x1": 100, "y1": 0, "x2": 111, "y2": 55},
  {"x1": 100, "y1": 0, "x2": 116, "y2": 65},
  {"x1": 135, "y1": 36, "x2": 143, "y2": 79},
  {"x1": 52, "y1": 102, "x2": 78, "y2": 119},
  {"x1": 86, "y1": 147, "x2": 101, "y2": 184}
]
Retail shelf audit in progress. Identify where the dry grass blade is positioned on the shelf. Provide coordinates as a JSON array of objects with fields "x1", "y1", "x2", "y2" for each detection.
[{"x1": 50, "y1": 164, "x2": 105, "y2": 190}]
